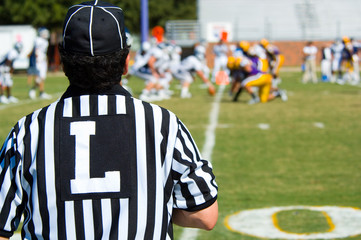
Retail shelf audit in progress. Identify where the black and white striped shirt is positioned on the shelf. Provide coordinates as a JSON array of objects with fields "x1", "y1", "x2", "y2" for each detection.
[{"x1": 0, "y1": 85, "x2": 218, "y2": 239}]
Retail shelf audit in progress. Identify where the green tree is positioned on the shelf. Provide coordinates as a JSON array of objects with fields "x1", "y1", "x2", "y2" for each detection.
[{"x1": 0, "y1": 0, "x2": 197, "y2": 34}]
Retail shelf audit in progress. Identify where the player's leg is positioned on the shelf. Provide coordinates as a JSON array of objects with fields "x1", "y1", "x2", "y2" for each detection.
[{"x1": 37, "y1": 61, "x2": 51, "y2": 99}]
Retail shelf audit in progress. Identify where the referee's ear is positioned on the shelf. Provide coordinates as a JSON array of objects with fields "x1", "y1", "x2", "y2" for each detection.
[{"x1": 123, "y1": 54, "x2": 130, "y2": 76}]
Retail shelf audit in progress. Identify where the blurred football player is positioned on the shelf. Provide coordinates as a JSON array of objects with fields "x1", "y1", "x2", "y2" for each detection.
[
  {"x1": 28, "y1": 27, "x2": 51, "y2": 99},
  {"x1": 302, "y1": 41, "x2": 318, "y2": 84},
  {"x1": 340, "y1": 36, "x2": 359, "y2": 85},
  {"x1": 232, "y1": 54, "x2": 285, "y2": 104},
  {"x1": 132, "y1": 41, "x2": 171, "y2": 101},
  {"x1": 331, "y1": 38, "x2": 344, "y2": 83},
  {"x1": 171, "y1": 51, "x2": 215, "y2": 98},
  {"x1": 194, "y1": 40, "x2": 210, "y2": 80},
  {"x1": 211, "y1": 38, "x2": 229, "y2": 83},
  {"x1": 320, "y1": 44, "x2": 332, "y2": 82},
  {"x1": 259, "y1": 38, "x2": 284, "y2": 87},
  {"x1": 0, "y1": 41, "x2": 23, "y2": 104}
]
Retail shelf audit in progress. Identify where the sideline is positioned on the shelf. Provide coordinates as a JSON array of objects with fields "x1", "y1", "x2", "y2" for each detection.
[{"x1": 179, "y1": 84, "x2": 225, "y2": 240}]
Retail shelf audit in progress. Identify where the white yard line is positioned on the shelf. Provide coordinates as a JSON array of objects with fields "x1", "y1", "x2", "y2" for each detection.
[
  {"x1": 0, "y1": 93, "x2": 63, "y2": 111},
  {"x1": 179, "y1": 84, "x2": 225, "y2": 240}
]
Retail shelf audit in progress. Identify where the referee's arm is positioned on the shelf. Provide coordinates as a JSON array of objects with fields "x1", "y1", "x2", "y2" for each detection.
[
  {"x1": 172, "y1": 120, "x2": 219, "y2": 230},
  {"x1": 172, "y1": 200, "x2": 218, "y2": 230},
  {"x1": 0, "y1": 236, "x2": 9, "y2": 240}
]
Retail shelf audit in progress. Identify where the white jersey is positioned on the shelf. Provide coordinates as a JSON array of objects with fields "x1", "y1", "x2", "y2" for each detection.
[
  {"x1": 303, "y1": 45, "x2": 317, "y2": 60},
  {"x1": 0, "y1": 48, "x2": 20, "y2": 71},
  {"x1": 0, "y1": 48, "x2": 20, "y2": 65},
  {"x1": 180, "y1": 55, "x2": 203, "y2": 72},
  {"x1": 34, "y1": 36, "x2": 49, "y2": 63},
  {"x1": 172, "y1": 55, "x2": 204, "y2": 83},
  {"x1": 331, "y1": 42, "x2": 344, "y2": 60},
  {"x1": 213, "y1": 43, "x2": 228, "y2": 57},
  {"x1": 130, "y1": 46, "x2": 162, "y2": 75},
  {"x1": 194, "y1": 45, "x2": 206, "y2": 61},
  {"x1": 252, "y1": 44, "x2": 267, "y2": 59},
  {"x1": 0, "y1": 48, "x2": 20, "y2": 86}
]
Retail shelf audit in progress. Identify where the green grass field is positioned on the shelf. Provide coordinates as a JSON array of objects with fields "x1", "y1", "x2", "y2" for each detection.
[{"x1": 1, "y1": 69, "x2": 361, "y2": 240}]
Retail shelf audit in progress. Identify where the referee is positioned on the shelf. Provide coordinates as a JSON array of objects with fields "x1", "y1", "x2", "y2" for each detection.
[{"x1": 0, "y1": 1, "x2": 218, "y2": 239}]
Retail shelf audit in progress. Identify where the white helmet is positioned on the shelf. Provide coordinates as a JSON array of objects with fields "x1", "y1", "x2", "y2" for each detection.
[
  {"x1": 38, "y1": 27, "x2": 50, "y2": 39},
  {"x1": 141, "y1": 41, "x2": 151, "y2": 52}
]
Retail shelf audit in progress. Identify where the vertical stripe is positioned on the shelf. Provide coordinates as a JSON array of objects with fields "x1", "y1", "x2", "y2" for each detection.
[
  {"x1": 116, "y1": 95, "x2": 126, "y2": 114},
  {"x1": 90, "y1": 95, "x2": 99, "y2": 116},
  {"x1": 72, "y1": 97, "x2": 81, "y2": 117},
  {"x1": 151, "y1": 105, "x2": 164, "y2": 240},
  {"x1": 133, "y1": 99, "x2": 147, "y2": 239},
  {"x1": 55, "y1": 101, "x2": 66, "y2": 240},
  {"x1": 74, "y1": 201, "x2": 85, "y2": 240},
  {"x1": 65, "y1": 201, "x2": 76, "y2": 240},
  {"x1": 80, "y1": 95, "x2": 90, "y2": 116},
  {"x1": 83, "y1": 200, "x2": 94, "y2": 239},
  {"x1": 101, "y1": 199, "x2": 111, "y2": 240},
  {"x1": 125, "y1": 97, "x2": 137, "y2": 239},
  {"x1": 162, "y1": 112, "x2": 177, "y2": 240},
  {"x1": 22, "y1": 114, "x2": 36, "y2": 239},
  {"x1": 92, "y1": 199, "x2": 102, "y2": 239},
  {"x1": 143, "y1": 103, "x2": 156, "y2": 240},
  {"x1": 44, "y1": 103, "x2": 58, "y2": 239},
  {"x1": 37, "y1": 107, "x2": 50, "y2": 239},
  {"x1": 118, "y1": 199, "x2": 129, "y2": 240},
  {"x1": 63, "y1": 98, "x2": 72, "y2": 117},
  {"x1": 98, "y1": 95, "x2": 108, "y2": 115},
  {"x1": 159, "y1": 108, "x2": 170, "y2": 165},
  {"x1": 28, "y1": 110, "x2": 43, "y2": 238},
  {"x1": 109, "y1": 199, "x2": 119, "y2": 239},
  {"x1": 108, "y1": 95, "x2": 116, "y2": 115}
]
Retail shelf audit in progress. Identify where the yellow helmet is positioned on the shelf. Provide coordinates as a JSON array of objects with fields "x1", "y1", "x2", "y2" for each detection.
[
  {"x1": 342, "y1": 36, "x2": 350, "y2": 43},
  {"x1": 235, "y1": 57, "x2": 242, "y2": 67},
  {"x1": 227, "y1": 56, "x2": 236, "y2": 69},
  {"x1": 239, "y1": 41, "x2": 250, "y2": 52},
  {"x1": 260, "y1": 38, "x2": 269, "y2": 47}
]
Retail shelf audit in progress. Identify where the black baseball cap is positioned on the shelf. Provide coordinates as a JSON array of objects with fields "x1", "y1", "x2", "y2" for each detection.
[{"x1": 62, "y1": 0, "x2": 127, "y2": 56}]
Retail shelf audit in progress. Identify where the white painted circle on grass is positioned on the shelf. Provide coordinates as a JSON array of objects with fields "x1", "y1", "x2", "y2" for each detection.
[{"x1": 225, "y1": 206, "x2": 361, "y2": 239}]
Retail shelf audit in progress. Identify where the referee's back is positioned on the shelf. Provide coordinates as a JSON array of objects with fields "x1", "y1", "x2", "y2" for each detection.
[{"x1": 0, "y1": 1, "x2": 218, "y2": 239}]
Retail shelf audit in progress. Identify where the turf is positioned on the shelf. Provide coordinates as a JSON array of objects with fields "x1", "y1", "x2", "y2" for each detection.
[{"x1": 1, "y1": 70, "x2": 361, "y2": 240}]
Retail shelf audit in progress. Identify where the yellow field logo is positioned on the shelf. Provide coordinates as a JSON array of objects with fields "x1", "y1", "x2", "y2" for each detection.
[{"x1": 225, "y1": 206, "x2": 361, "y2": 239}]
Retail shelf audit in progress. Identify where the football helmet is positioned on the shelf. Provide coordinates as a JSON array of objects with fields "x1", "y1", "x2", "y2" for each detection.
[
  {"x1": 260, "y1": 38, "x2": 269, "y2": 47},
  {"x1": 239, "y1": 41, "x2": 250, "y2": 52}
]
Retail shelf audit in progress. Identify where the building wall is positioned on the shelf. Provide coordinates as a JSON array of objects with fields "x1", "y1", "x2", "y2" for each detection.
[
  {"x1": 198, "y1": 0, "x2": 361, "y2": 42},
  {"x1": 205, "y1": 40, "x2": 335, "y2": 67}
]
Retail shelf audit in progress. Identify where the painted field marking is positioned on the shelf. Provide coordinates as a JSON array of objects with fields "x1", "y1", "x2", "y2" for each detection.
[
  {"x1": 258, "y1": 123, "x2": 270, "y2": 130},
  {"x1": 314, "y1": 122, "x2": 325, "y2": 128},
  {"x1": 272, "y1": 209, "x2": 335, "y2": 235},
  {"x1": 179, "y1": 84, "x2": 226, "y2": 240},
  {"x1": 0, "y1": 93, "x2": 62, "y2": 111},
  {"x1": 225, "y1": 206, "x2": 361, "y2": 239}
]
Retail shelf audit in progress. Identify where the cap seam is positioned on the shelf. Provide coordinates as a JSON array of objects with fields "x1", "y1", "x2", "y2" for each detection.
[
  {"x1": 99, "y1": 7, "x2": 123, "y2": 49},
  {"x1": 63, "y1": 6, "x2": 88, "y2": 49},
  {"x1": 89, "y1": 6, "x2": 95, "y2": 56}
]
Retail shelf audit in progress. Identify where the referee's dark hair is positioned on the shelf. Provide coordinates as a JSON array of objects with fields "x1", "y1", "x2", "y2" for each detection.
[{"x1": 59, "y1": 45, "x2": 130, "y2": 91}]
